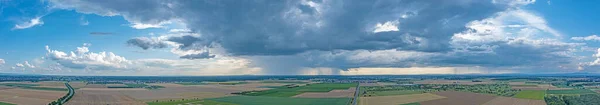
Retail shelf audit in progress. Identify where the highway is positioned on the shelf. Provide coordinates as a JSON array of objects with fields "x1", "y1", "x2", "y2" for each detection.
[
  {"x1": 352, "y1": 84, "x2": 360, "y2": 105},
  {"x1": 60, "y1": 83, "x2": 75, "y2": 104}
]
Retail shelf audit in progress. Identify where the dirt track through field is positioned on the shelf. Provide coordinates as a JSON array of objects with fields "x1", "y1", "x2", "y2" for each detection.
[{"x1": 420, "y1": 91, "x2": 496, "y2": 105}]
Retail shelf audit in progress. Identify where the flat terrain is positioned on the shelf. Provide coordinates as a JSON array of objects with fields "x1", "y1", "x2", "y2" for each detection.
[
  {"x1": 414, "y1": 80, "x2": 492, "y2": 85},
  {"x1": 208, "y1": 96, "x2": 350, "y2": 105},
  {"x1": 293, "y1": 87, "x2": 355, "y2": 98},
  {"x1": 241, "y1": 83, "x2": 357, "y2": 97},
  {"x1": 367, "y1": 90, "x2": 425, "y2": 96},
  {"x1": 121, "y1": 85, "x2": 246, "y2": 101},
  {"x1": 66, "y1": 88, "x2": 146, "y2": 105},
  {"x1": 147, "y1": 99, "x2": 238, "y2": 105},
  {"x1": 0, "y1": 88, "x2": 66, "y2": 105},
  {"x1": 483, "y1": 97, "x2": 546, "y2": 105},
  {"x1": 513, "y1": 90, "x2": 545, "y2": 100},
  {"x1": 420, "y1": 91, "x2": 496, "y2": 105},
  {"x1": 359, "y1": 93, "x2": 445, "y2": 105},
  {"x1": 547, "y1": 89, "x2": 597, "y2": 94}
]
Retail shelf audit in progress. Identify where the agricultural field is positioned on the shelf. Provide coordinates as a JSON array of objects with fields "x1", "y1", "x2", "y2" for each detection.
[
  {"x1": 513, "y1": 90, "x2": 546, "y2": 100},
  {"x1": 414, "y1": 80, "x2": 493, "y2": 85},
  {"x1": 483, "y1": 97, "x2": 546, "y2": 105},
  {"x1": 420, "y1": 91, "x2": 497, "y2": 105},
  {"x1": 293, "y1": 87, "x2": 355, "y2": 98},
  {"x1": 361, "y1": 84, "x2": 518, "y2": 97},
  {"x1": 0, "y1": 88, "x2": 66, "y2": 105},
  {"x1": 66, "y1": 88, "x2": 147, "y2": 105},
  {"x1": 359, "y1": 93, "x2": 445, "y2": 105},
  {"x1": 547, "y1": 89, "x2": 597, "y2": 94},
  {"x1": 0, "y1": 102, "x2": 14, "y2": 105},
  {"x1": 363, "y1": 90, "x2": 425, "y2": 96},
  {"x1": 208, "y1": 96, "x2": 350, "y2": 105},
  {"x1": 147, "y1": 99, "x2": 237, "y2": 105},
  {"x1": 236, "y1": 83, "x2": 358, "y2": 97},
  {"x1": 78, "y1": 82, "x2": 288, "y2": 102},
  {"x1": 0, "y1": 82, "x2": 68, "y2": 91}
]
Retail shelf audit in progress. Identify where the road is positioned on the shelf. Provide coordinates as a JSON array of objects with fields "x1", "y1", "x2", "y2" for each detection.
[
  {"x1": 60, "y1": 83, "x2": 75, "y2": 104},
  {"x1": 352, "y1": 84, "x2": 360, "y2": 105}
]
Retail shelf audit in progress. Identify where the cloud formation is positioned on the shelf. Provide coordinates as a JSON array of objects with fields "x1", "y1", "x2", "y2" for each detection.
[
  {"x1": 179, "y1": 52, "x2": 216, "y2": 59},
  {"x1": 572, "y1": 35, "x2": 600, "y2": 41},
  {"x1": 45, "y1": 44, "x2": 131, "y2": 70},
  {"x1": 126, "y1": 37, "x2": 169, "y2": 50},
  {"x1": 13, "y1": 17, "x2": 44, "y2": 30},
  {"x1": 45, "y1": 0, "x2": 588, "y2": 74},
  {"x1": 15, "y1": 61, "x2": 35, "y2": 68}
]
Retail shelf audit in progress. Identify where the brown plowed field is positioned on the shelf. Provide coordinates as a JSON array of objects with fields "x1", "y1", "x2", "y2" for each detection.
[
  {"x1": 420, "y1": 91, "x2": 496, "y2": 105},
  {"x1": 66, "y1": 89, "x2": 146, "y2": 105},
  {"x1": 0, "y1": 88, "x2": 66, "y2": 105},
  {"x1": 483, "y1": 96, "x2": 546, "y2": 105}
]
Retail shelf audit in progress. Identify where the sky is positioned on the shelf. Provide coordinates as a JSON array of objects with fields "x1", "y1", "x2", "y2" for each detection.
[{"x1": 0, "y1": 0, "x2": 599, "y2": 76}]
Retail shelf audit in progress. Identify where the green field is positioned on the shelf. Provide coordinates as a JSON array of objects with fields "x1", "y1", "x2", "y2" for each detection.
[
  {"x1": 208, "y1": 96, "x2": 349, "y2": 105},
  {"x1": 147, "y1": 99, "x2": 237, "y2": 105},
  {"x1": 547, "y1": 89, "x2": 596, "y2": 94},
  {"x1": 400, "y1": 102, "x2": 420, "y2": 105},
  {"x1": 0, "y1": 102, "x2": 15, "y2": 105},
  {"x1": 513, "y1": 90, "x2": 546, "y2": 100},
  {"x1": 238, "y1": 83, "x2": 357, "y2": 97},
  {"x1": 368, "y1": 90, "x2": 424, "y2": 96}
]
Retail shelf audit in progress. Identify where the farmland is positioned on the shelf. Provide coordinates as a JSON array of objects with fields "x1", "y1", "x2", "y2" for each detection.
[
  {"x1": 0, "y1": 82, "x2": 67, "y2": 91},
  {"x1": 513, "y1": 90, "x2": 545, "y2": 100},
  {"x1": 293, "y1": 87, "x2": 355, "y2": 98},
  {"x1": 208, "y1": 96, "x2": 350, "y2": 105},
  {"x1": 1, "y1": 75, "x2": 599, "y2": 105},
  {"x1": 547, "y1": 89, "x2": 597, "y2": 94},
  {"x1": 0, "y1": 102, "x2": 14, "y2": 105},
  {"x1": 420, "y1": 91, "x2": 497, "y2": 105},
  {"x1": 147, "y1": 99, "x2": 237, "y2": 105},
  {"x1": 0, "y1": 88, "x2": 66, "y2": 105},
  {"x1": 236, "y1": 83, "x2": 358, "y2": 97},
  {"x1": 65, "y1": 88, "x2": 147, "y2": 105},
  {"x1": 361, "y1": 84, "x2": 518, "y2": 97},
  {"x1": 483, "y1": 97, "x2": 546, "y2": 105},
  {"x1": 359, "y1": 93, "x2": 445, "y2": 105}
]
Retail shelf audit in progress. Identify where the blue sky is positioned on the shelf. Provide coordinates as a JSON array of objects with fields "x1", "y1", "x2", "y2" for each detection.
[{"x1": 0, "y1": 0, "x2": 598, "y2": 76}]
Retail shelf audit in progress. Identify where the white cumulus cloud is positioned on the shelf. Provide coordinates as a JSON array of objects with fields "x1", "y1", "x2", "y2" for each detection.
[{"x1": 45, "y1": 44, "x2": 132, "y2": 70}]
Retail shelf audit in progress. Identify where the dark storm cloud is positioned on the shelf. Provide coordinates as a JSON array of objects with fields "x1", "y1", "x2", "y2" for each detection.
[
  {"x1": 50, "y1": 0, "x2": 583, "y2": 74},
  {"x1": 126, "y1": 37, "x2": 168, "y2": 50},
  {"x1": 50, "y1": 0, "x2": 511, "y2": 55},
  {"x1": 179, "y1": 52, "x2": 216, "y2": 59}
]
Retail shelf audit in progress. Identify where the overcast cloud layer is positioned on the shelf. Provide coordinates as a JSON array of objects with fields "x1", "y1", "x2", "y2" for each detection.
[{"x1": 1, "y1": 0, "x2": 598, "y2": 75}]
